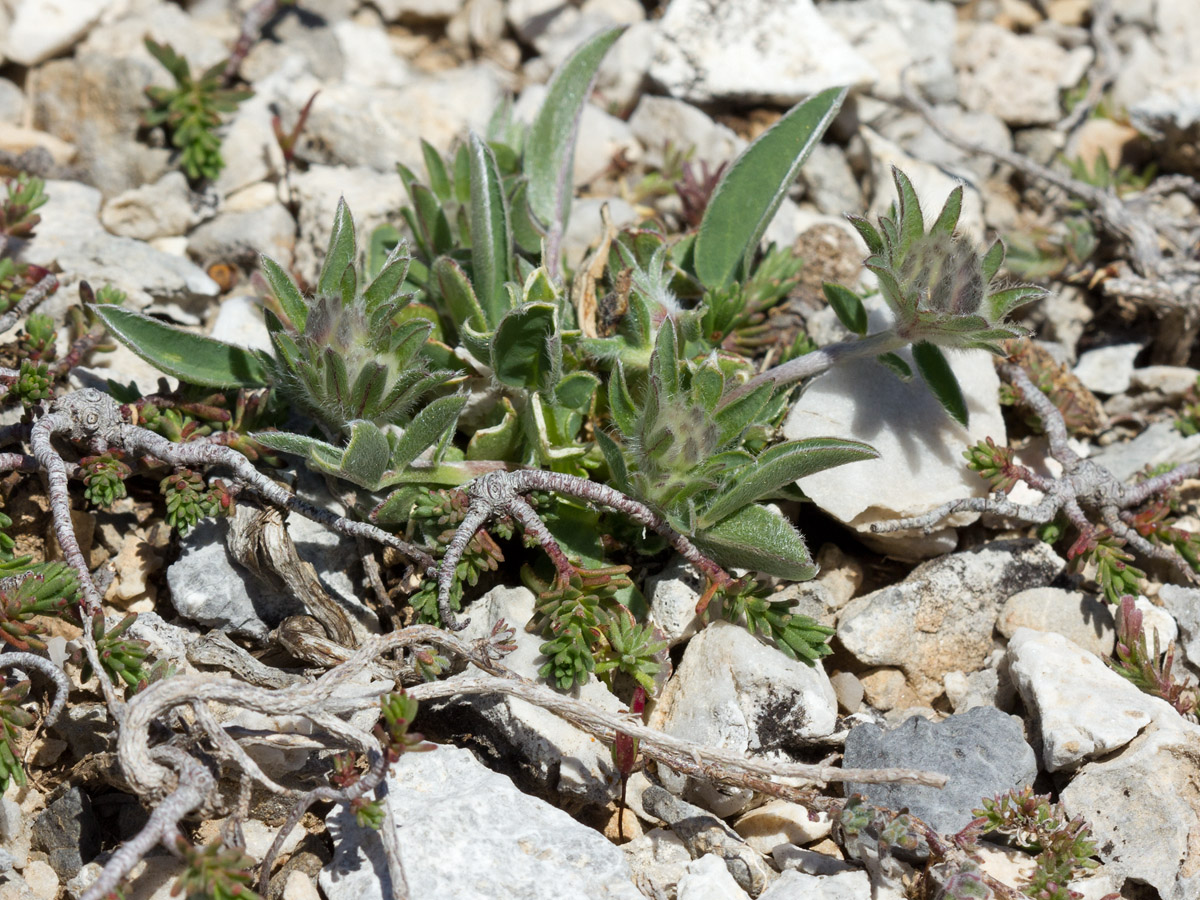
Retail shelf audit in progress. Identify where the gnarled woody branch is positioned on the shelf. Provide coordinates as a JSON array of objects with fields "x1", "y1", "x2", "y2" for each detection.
[{"x1": 84, "y1": 623, "x2": 945, "y2": 900}]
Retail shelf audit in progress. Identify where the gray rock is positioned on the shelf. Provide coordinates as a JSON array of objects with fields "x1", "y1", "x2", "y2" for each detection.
[
  {"x1": 0, "y1": 797, "x2": 29, "y2": 869},
  {"x1": 830, "y1": 672, "x2": 864, "y2": 714},
  {"x1": 876, "y1": 106, "x2": 1013, "y2": 184},
  {"x1": 783, "y1": 293, "x2": 1000, "y2": 560},
  {"x1": 1061, "y1": 717, "x2": 1200, "y2": 900},
  {"x1": 32, "y1": 53, "x2": 170, "y2": 197},
  {"x1": 32, "y1": 787, "x2": 101, "y2": 880},
  {"x1": 796, "y1": 143, "x2": 862, "y2": 217},
  {"x1": 373, "y1": 0, "x2": 464, "y2": 21},
  {"x1": 186, "y1": 201, "x2": 296, "y2": 271},
  {"x1": 955, "y1": 23, "x2": 1092, "y2": 126},
  {"x1": 3, "y1": 0, "x2": 118, "y2": 67},
  {"x1": 1006, "y1": 628, "x2": 1161, "y2": 771},
  {"x1": 209, "y1": 295, "x2": 274, "y2": 353},
  {"x1": 1089, "y1": 419, "x2": 1200, "y2": 483},
  {"x1": 997, "y1": 587, "x2": 1115, "y2": 657},
  {"x1": 166, "y1": 513, "x2": 298, "y2": 642},
  {"x1": 843, "y1": 707, "x2": 1037, "y2": 834},
  {"x1": 100, "y1": 172, "x2": 202, "y2": 241},
  {"x1": 838, "y1": 541, "x2": 1064, "y2": 701},
  {"x1": 1158, "y1": 583, "x2": 1200, "y2": 674},
  {"x1": 14, "y1": 180, "x2": 219, "y2": 321},
  {"x1": 1072, "y1": 343, "x2": 1142, "y2": 395},
  {"x1": 0, "y1": 848, "x2": 12, "y2": 873},
  {"x1": 942, "y1": 665, "x2": 1013, "y2": 714},
  {"x1": 320, "y1": 745, "x2": 642, "y2": 900},
  {"x1": 627, "y1": 95, "x2": 746, "y2": 171},
  {"x1": 623, "y1": 828, "x2": 692, "y2": 900},
  {"x1": 561, "y1": 195, "x2": 638, "y2": 270},
  {"x1": 0, "y1": 872, "x2": 41, "y2": 900},
  {"x1": 759, "y1": 868, "x2": 870, "y2": 900},
  {"x1": 513, "y1": 84, "x2": 640, "y2": 188},
  {"x1": 429, "y1": 585, "x2": 625, "y2": 807},
  {"x1": 48, "y1": 702, "x2": 114, "y2": 760},
  {"x1": 645, "y1": 558, "x2": 706, "y2": 646},
  {"x1": 648, "y1": 621, "x2": 837, "y2": 816},
  {"x1": 289, "y1": 166, "x2": 408, "y2": 287},
  {"x1": 0, "y1": 78, "x2": 26, "y2": 123},
  {"x1": 648, "y1": 0, "x2": 875, "y2": 104},
  {"x1": 822, "y1": 0, "x2": 957, "y2": 103},
  {"x1": 676, "y1": 854, "x2": 752, "y2": 900},
  {"x1": 523, "y1": 0, "x2": 645, "y2": 68},
  {"x1": 1129, "y1": 365, "x2": 1199, "y2": 400}
]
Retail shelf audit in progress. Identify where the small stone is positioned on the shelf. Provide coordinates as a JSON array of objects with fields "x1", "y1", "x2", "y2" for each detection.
[
  {"x1": 1006, "y1": 628, "x2": 1164, "y2": 771},
  {"x1": 771, "y1": 843, "x2": 855, "y2": 877},
  {"x1": 209, "y1": 296, "x2": 274, "y2": 354},
  {"x1": 1073, "y1": 343, "x2": 1142, "y2": 395},
  {"x1": 20, "y1": 860, "x2": 58, "y2": 900},
  {"x1": 321, "y1": 745, "x2": 641, "y2": 900},
  {"x1": 109, "y1": 534, "x2": 165, "y2": 604},
  {"x1": 627, "y1": 95, "x2": 746, "y2": 171},
  {"x1": 649, "y1": 621, "x2": 838, "y2": 816},
  {"x1": 1158, "y1": 583, "x2": 1200, "y2": 673},
  {"x1": 838, "y1": 541, "x2": 1064, "y2": 701},
  {"x1": 623, "y1": 828, "x2": 692, "y2": 900},
  {"x1": 998, "y1": 587, "x2": 1115, "y2": 657},
  {"x1": 3, "y1": 0, "x2": 117, "y2": 66},
  {"x1": 100, "y1": 172, "x2": 199, "y2": 241},
  {"x1": 758, "y1": 868, "x2": 871, "y2": 900},
  {"x1": 648, "y1": 0, "x2": 875, "y2": 104},
  {"x1": 858, "y1": 668, "x2": 919, "y2": 712},
  {"x1": 830, "y1": 672, "x2": 864, "y2": 714},
  {"x1": 1120, "y1": 596, "x2": 1178, "y2": 652},
  {"x1": 813, "y1": 544, "x2": 863, "y2": 609},
  {"x1": 187, "y1": 203, "x2": 297, "y2": 272},
  {"x1": 32, "y1": 787, "x2": 101, "y2": 879},
  {"x1": 733, "y1": 801, "x2": 832, "y2": 855},
  {"x1": 676, "y1": 854, "x2": 752, "y2": 900},
  {"x1": 645, "y1": 558, "x2": 705, "y2": 646},
  {"x1": 283, "y1": 871, "x2": 321, "y2": 900},
  {"x1": 843, "y1": 707, "x2": 1037, "y2": 834},
  {"x1": 1129, "y1": 365, "x2": 1199, "y2": 400}
]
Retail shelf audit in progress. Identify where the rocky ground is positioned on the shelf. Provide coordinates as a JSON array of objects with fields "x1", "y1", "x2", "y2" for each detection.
[{"x1": 1, "y1": 0, "x2": 1200, "y2": 899}]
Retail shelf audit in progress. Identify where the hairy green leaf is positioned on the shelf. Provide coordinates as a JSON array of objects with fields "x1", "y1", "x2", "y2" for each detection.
[
  {"x1": 491, "y1": 302, "x2": 561, "y2": 393},
  {"x1": 823, "y1": 282, "x2": 867, "y2": 336},
  {"x1": 467, "y1": 132, "x2": 513, "y2": 327},
  {"x1": 525, "y1": 26, "x2": 625, "y2": 242},
  {"x1": 699, "y1": 437, "x2": 878, "y2": 527},
  {"x1": 318, "y1": 198, "x2": 357, "y2": 297},
  {"x1": 693, "y1": 504, "x2": 816, "y2": 580},
  {"x1": 94, "y1": 305, "x2": 268, "y2": 388},
  {"x1": 695, "y1": 87, "x2": 846, "y2": 290},
  {"x1": 389, "y1": 394, "x2": 467, "y2": 471},
  {"x1": 912, "y1": 341, "x2": 968, "y2": 427},
  {"x1": 260, "y1": 256, "x2": 308, "y2": 331}
]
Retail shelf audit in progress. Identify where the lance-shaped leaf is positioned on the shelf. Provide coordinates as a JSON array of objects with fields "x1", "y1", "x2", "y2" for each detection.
[
  {"x1": 912, "y1": 341, "x2": 968, "y2": 427},
  {"x1": 698, "y1": 437, "x2": 878, "y2": 527},
  {"x1": 336, "y1": 420, "x2": 392, "y2": 488},
  {"x1": 823, "y1": 282, "x2": 867, "y2": 336},
  {"x1": 94, "y1": 305, "x2": 268, "y2": 388},
  {"x1": 387, "y1": 394, "x2": 467, "y2": 471},
  {"x1": 260, "y1": 256, "x2": 308, "y2": 331},
  {"x1": 525, "y1": 26, "x2": 625, "y2": 243},
  {"x1": 892, "y1": 167, "x2": 925, "y2": 259},
  {"x1": 491, "y1": 302, "x2": 561, "y2": 393},
  {"x1": 432, "y1": 256, "x2": 487, "y2": 334},
  {"x1": 467, "y1": 132, "x2": 513, "y2": 327},
  {"x1": 695, "y1": 87, "x2": 846, "y2": 291},
  {"x1": 693, "y1": 504, "x2": 817, "y2": 581},
  {"x1": 318, "y1": 198, "x2": 357, "y2": 296}
]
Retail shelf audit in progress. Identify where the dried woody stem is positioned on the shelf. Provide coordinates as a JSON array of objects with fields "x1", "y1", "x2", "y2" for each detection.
[
  {"x1": 873, "y1": 363, "x2": 1200, "y2": 578},
  {"x1": 82, "y1": 623, "x2": 945, "y2": 900},
  {"x1": 435, "y1": 469, "x2": 737, "y2": 630}
]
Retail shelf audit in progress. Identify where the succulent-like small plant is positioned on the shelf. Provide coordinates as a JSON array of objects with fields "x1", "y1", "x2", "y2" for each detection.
[
  {"x1": 1108, "y1": 594, "x2": 1196, "y2": 716},
  {"x1": 160, "y1": 468, "x2": 235, "y2": 534},
  {"x1": 172, "y1": 837, "x2": 262, "y2": 900},
  {"x1": 0, "y1": 172, "x2": 48, "y2": 239},
  {"x1": 143, "y1": 39, "x2": 253, "y2": 181}
]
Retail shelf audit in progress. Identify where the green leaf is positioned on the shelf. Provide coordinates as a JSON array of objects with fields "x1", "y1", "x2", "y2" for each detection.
[
  {"x1": 892, "y1": 167, "x2": 925, "y2": 258},
  {"x1": 363, "y1": 239, "x2": 411, "y2": 313},
  {"x1": 695, "y1": 87, "x2": 846, "y2": 290},
  {"x1": 712, "y1": 381, "x2": 773, "y2": 446},
  {"x1": 318, "y1": 199, "x2": 357, "y2": 297},
  {"x1": 467, "y1": 400, "x2": 520, "y2": 460},
  {"x1": 823, "y1": 282, "x2": 867, "y2": 336},
  {"x1": 491, "y1": 302, "x2": 561, "y2": 393},
  {"x1": 525, "y1": 26, "x2": 625, "y2": 242},
  {"x1": 986, "y1": 284, "x2": 1044, "y2": 322},
  {"x1": 556, "y1": 370, "x2": 600, "y2": 410},
  {"x1": 366, "y1": 224, "x2": 403, "y2": 283},
  {"x1": 260, "y1": 256, "x2": 308, "y2": 331},
  {"x1": 339, "y1": 420, "x2": 392, "y2": 488},
  {"x1": 980, "y1": 238, "x2": 1005, "y2": 283},
  {"x1": 693, "y1": 504, "x2": 816, "y2": 580},
  {"x1": 94, "y1": 305, "x2": 268, "y2": 388},
  {"x1": 876, "y1": 352, "x2": 913, "y2": 380},
  {"x1": 594, "y1": 428, "x2": 629, "y2": 489},
  {"x1": 650, "y1": 319, "x2": 680, "y2": 398},
  {"x1": 389, "y1": 394, "x2": 467, "y2": 471},
  {"x1": 929, "y1": 184, "x2": 963, "y2": 238},
  {"x1": 432, "y1": 256, "x2": 487, "y2": 334},
  {"x1": 699, "y1": 438, "x2": 878, "y2": 527},
  {"x1": 411, "y1": 183, "x2": 453, "y2": 257},
  {"x1": 846, "y1": 214, "x2": 884, "y2": 257},
  {"x1": 912, "y1": 341, "x2": 968, "y2": 427},
  {"x1": 608, "y1": 362, "x2": 638, "y2": 438},
  {"x1": 467, "y1": 132, "x2": 513, "y2": 327},
  {"x1": 421, "y1": 138, "x2": 452, "y2": 201}
]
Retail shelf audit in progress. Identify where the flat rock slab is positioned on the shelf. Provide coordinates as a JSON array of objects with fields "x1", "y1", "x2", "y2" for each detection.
[
  {"x1": 838, "y1": 540, "x2": 1064, "y2": 701},
  {"x1": 1006, "y1": 628, "x2": 1161, "y2": 771},
  {"x1": 648, "y1": 0, "x2": 875, "y2": 104},
  {"x1": 842, "y1": 706, "x2": 1037, "y2": 834},
  {"x1": 320, "y1": 745, "x2": 642, "y2": 900}
]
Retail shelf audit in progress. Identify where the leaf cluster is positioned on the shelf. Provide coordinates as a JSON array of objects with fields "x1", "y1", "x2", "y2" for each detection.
[
  {"x1": 143, "y1": 39, "x2": 253, "y2": 181},
  {"x1": 1107, "y1": 594, "x2": 1196, "y2": 716},
  {"x1": 0, "y1": 173, "x2": 48, "y2": 239}
]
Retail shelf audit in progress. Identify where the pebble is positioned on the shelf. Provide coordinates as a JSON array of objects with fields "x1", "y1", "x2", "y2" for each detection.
[
  {"x1": 733, "y1": 801, "x2": 833, "y2": 855},
  {"x1": 843, "y1": 706, "x2": 1037, "y2": 834},
  {"x1": 997, "y1": 587, "x2": 1115, "y2": 657},
  {"x1": 1072, "y1": 343, "x2": 1143, "y2": 395}
]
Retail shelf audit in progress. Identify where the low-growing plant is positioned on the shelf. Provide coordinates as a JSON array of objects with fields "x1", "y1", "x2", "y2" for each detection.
[
  {"x1": 143, "y1": 39, "x2": 253, "y2": 181},
  {"x1": 1108, "y1": 594, "x2": 1197, "y2": 717}
]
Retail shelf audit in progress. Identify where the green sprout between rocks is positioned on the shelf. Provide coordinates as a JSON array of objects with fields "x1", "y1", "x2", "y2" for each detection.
[
  {"x1": 142, "y1": 39, "x2": 253, "y2": 182},
  {"x1": 1108, "y1": 594, "x2": 1197, "y2": 717}
]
